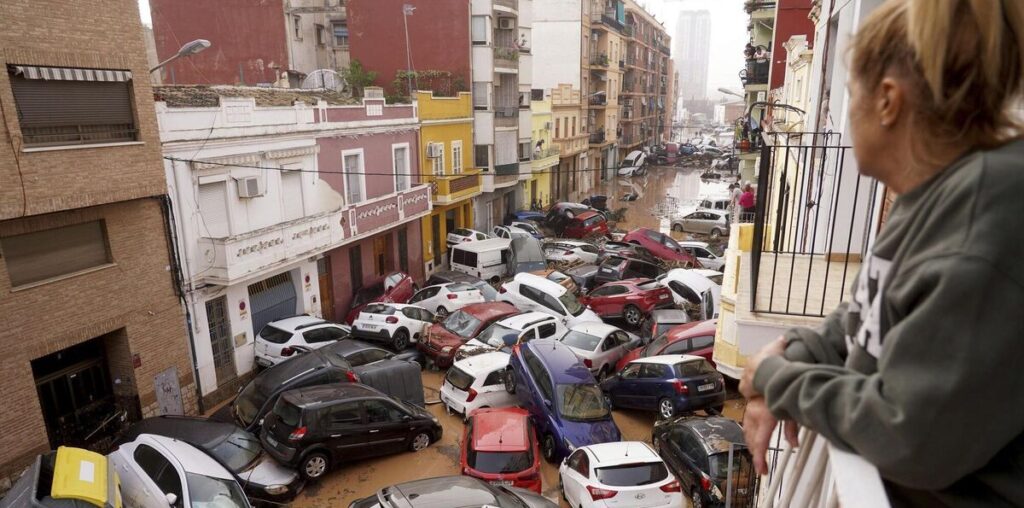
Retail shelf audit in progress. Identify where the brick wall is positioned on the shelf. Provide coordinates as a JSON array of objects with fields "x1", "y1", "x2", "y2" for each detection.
[{"x1": 0, "y1": 0, "x2": 196, "y2": 483}]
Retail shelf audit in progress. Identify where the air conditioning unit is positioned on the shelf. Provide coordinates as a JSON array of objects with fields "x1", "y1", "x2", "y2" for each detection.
[
  {"x1": 236, "y1": 176, "x2": 265, "y2": 198},
  {"x1": 498, "y1": 18, "x2": 514, "y2": 30},
  {"x1": 426, "y1": 142, "x2": 443, "y2": 158}
]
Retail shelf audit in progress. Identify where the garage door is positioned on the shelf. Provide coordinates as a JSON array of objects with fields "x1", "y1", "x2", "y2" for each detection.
[{"x1": 247, "y1": 272, "x2": 297, "y2": 336}]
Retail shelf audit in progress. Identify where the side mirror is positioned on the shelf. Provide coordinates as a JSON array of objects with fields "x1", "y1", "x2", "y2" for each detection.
[
  {"x1": 543, "y1": 399, "x2": 552, "y2": 408},
  {"x1": 165, "y1": 493, "x2": 178, "y2": 506},
  {"x1": 402, "y1": 414, "x2": 412, "y2": 422}
]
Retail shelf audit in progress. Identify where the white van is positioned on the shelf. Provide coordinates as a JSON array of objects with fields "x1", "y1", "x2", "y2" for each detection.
[
  {"x1": 449, "y1": 238, "x2": 512, "y2": 282},
  {"x1": 618, "y1": 150, "x2": 647, "y2": 177}
]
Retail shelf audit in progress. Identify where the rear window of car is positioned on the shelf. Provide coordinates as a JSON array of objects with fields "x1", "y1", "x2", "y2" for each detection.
[
  {"x1": 452, "y1": 228, "x2": 473, "y2": 237},
  {"x1": 595, "y1": 462, "x2": 669, "y2": 487},
  {"x1": 674, "y1": 360, "x2": 716, "y2": 377},
  {"x1": 468, "y1": 448, "x2": 533, "y2": 474},
  {"x1": 273, "y1": 397, "x2": 303, "y2": 427},
  {"x1": 636, "y1": 280, "x2": 660, "y2": 291},
  {"x1": 600, "y1": 258, "x2": 626, "y2": 271},
  {"x1": 583, "y1": 215, "x2": 605, "y2": 227},
  {"x1": 560, "y1": 330, "x2": 602, "y2": 351},
  {"x1": 448, "y1": 282, "x2": 476, "y2": 293},
  {"x1": 258, "y1": 325, "x2": 293, "y2": 344},
  {"x1": 445, "y1": 367, "x2": 475, "y2": 391},
  {"x1": 363, "y1": 304, "x2": 395, "y2": 315}
]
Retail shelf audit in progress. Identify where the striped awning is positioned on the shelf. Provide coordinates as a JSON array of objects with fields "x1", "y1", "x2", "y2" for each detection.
[{"x1": 12, "y1": 65, "x2": 132, "y2": 82}]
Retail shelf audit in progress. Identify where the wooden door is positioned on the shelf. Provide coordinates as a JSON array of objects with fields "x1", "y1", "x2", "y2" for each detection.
[{"x1": 317, "y1": 257, "x2": 334, "y2": 319}]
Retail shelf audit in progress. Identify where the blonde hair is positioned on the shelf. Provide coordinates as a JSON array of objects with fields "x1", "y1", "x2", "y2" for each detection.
[{"x1": 851, "y1": 0, "x2": 1024, "y2": 149}]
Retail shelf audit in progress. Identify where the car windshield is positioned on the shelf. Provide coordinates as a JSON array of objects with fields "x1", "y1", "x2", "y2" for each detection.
[
  {"x1": 474, "y1": 282, "x2": 499, "y2": 301},
  {"x1": 557, "y1": 384, "x2": 610, "y2": 421},
  {"x1": 643, "y1": 333, "x2": 671, "y2": 357},
  {"x1": 595, "y1": 462, "x2": 669, "y2": 487},
  {"x1": 443, "y1": 310, "x2": 483, "y2": 337},
  {"x1": 208, "y1": 429, "x2": 262, "y2": 472},
  {"x1": 185, "y1": 472, "x2": 248, "y2": 508},
  {"x1": 353, "y1": 283, "x2": 385, "y2": 307},
  {"x1": 444, "y1": 367, "x2": 475, "y2": 391},
  {"x1": 476, "y1": 323, "x2": 519, "y2": 347},
  {"x1": 675, "y1": 360, "x2": 716, "y2": 377},
  {"x1": 234, "y1": 379, "x2": 266, "y2": 427},
  {"x1": 467, "y1": 447, "x2": 533, "y2": 474},
  {"x1": 710, "y1": 450, "x2": 754, "y2": 481},
  {"x1": 560, "y1": 330, "x2": 602, "y2": 351},
  {"x1": 661, "y1": 235, "x2": 682, "y2": 251},
  {"x1": 257, "y1": 325, "x2": 292, "y2": 344},
  {"x1": 558, "y1": 292, "x2": 586, "y2": 316}
]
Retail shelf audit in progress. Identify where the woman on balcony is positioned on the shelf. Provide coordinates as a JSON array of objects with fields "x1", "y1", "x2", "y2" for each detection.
[{"x1": 740, "y1": 0, "x2": 1024, "y2": 506}]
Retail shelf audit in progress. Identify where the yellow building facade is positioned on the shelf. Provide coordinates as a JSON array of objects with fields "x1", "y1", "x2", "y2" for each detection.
[
  {"x1": 527, "y1": 95, "x2": 559, "y2": 209},
  {"x1": 417, "y1": 91, "x2": 481, "y2": 274}
]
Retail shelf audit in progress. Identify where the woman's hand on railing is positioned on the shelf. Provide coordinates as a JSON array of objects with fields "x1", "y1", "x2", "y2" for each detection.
[
  {"x1": 739, "y1": 337, "x2": 785, "y2": 398},
  {"x1": 741, "y1": 337, "x2": 800, "y2": 475}
]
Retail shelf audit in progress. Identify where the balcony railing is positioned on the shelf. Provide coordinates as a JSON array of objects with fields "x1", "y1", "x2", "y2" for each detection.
[
  {"x1": 589, "y1": 131, "x2": 606, "y2": 144},
  {"x1": 744, "y1": 0, "x2": 776, "y2": 13},
  {"x1": 428, "y1": 170, "x2": 481, "y2": 204},
  {"x1": 743, "y1": 59, "x2": 770, "y2": 86},
  {"x1": 494, "y1": 46, "x2": 520, "y2": 64},
  {"x1": 749, "y1": 132, "x2": 879, "y2": 317},
  {"x1": 589, "y1": 53, "x2": 610, "y2": 67},
  {"x1": 589, "y1": 95, "x2": 607, "y2": 106}
]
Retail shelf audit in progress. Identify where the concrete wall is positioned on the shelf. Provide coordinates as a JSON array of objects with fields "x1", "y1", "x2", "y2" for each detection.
[
  {"x1": 348, "y1": 0, "x2": 471, "y2": 95},
  {"x1": 532, "y1": 0, "x2": 583, "y2": 90},
  {"x1": 151, "y1": 0, "x2": 289, "y2": 85}
]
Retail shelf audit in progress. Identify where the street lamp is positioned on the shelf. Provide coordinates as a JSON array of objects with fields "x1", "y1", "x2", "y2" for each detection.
[
  {"x1": 150, "y1": 39, "x2": 211, "y2": 73},
  {"x1": 717, "y1": 87, "x2": 744, "y2": 99},
  {"x1": 402, "y1": 4, "x2": 416, "y2": 95}
]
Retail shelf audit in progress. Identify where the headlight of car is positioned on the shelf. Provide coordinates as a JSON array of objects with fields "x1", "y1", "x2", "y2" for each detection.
[
  {"x1": 264, "y1": 484, "x2": 288, "y2": 495},
  {"x1": 563, "y1": 437, "x2": 577, "y2": 452},
  {"x1": 441, "y1": 346, "x2": 453, "y2": 353}
]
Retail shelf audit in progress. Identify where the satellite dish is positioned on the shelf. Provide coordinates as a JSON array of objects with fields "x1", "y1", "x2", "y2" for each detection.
[{"x1": 301, "y1": 69, "x2": 348, "y2": 94}]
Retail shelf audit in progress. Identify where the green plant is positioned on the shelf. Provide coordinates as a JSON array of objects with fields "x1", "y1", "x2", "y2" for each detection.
[{"x1": 342, "y1": 60, "x2": 377, "y2": 98}]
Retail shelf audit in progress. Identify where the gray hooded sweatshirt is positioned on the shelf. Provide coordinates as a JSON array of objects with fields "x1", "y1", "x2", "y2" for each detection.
[{"x1": 753, "y1": 138, "x2": 1024, "y2": 507}]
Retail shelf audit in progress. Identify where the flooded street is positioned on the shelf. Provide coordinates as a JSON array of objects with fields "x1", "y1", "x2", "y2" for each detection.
[{"x1": 290, "y1": 369, "x2": 747, "y2": 507}]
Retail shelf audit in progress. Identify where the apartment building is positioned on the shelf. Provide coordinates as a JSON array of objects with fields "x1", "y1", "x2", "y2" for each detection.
[
  {"x1": 587, "y1": 0, "x2": 626, "y2": 180},
  {"x1": 0, "y1": 0, "x2": 197, "y2": 483},
  {"x1": 526, "y1": 93, "x2": 560, "y2": 208},
  {"x1": 417, "y1": 90, "x2": 481, "y2": 273},
  {"x1": 156, "y1": 86, "x2": 429, "y2": 407},
  {"x1": 619, "y1": 0, "x2": 673, "y2": 160},
  {"x1": 151, "y1": 0, "x2": 350, "y2": 86}
]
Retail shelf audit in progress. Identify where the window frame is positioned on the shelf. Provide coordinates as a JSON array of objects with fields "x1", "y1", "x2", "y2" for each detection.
[
  {"x1": 451, "y1": 140, "x2": 463, "y2": 174},
  {"x1": 471, "y1": 16, "x2": 488, "y2": 45},
  {"x1": 341, "y1": 148, "x2": 366, "y2": 205},
  {"x1": 392, "y1": 142, "x2": 411, "y2": 192},
  {"x1": 431, "y1": 142, "x2": 446, "y2": 176},
  {"x1": 0, "y1": 220, "x2": 114, "y2": 288}
]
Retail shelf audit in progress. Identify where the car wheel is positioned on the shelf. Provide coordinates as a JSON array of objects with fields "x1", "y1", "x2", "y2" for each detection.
[
  {"x1": 710, "y1": 228, "x2": 723, "y2": 239},
  {"x1": 409, "y1": 432, "x2": 431, "y2": 452},
  {"x1": 541, "y1": 434, "x2": 557, "y2": 463},
  {"x1": 659, "y1": 398, "x2": 676, "y2": 420},
  {"x1": 623, "y1": 305, "x2": 643, "y2": 326},
  {"x1": 299, "y1": 452, "x2": 330, "y2": 481},
  {"x1": 672, "y1": 223, "x2": 683, "y2": 232},
  {"x1": 392, "y1": 329, "x2": 410, "y2": 351},
  {"x1": 504, "y1": 367, "x2": 517, "y2": 394},
  {"x1": 436, "y1": 306, "x2": 450, "y2": 319},
  {"x1": 692, "y1": 489, "x2": 705, "y2": 508}
]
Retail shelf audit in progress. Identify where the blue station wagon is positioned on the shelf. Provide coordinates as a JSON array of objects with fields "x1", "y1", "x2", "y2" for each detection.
[
  {"x1": 601, "y1": 355, "x2": 726, "y2": 419},
  {"x1": 504, "y1": 339, "x2": 622, "y2": 463}
]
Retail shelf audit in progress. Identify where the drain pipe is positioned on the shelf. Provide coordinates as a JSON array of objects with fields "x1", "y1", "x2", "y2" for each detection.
[{"x1": 157, "y1": 194, "x2": 205, "y2": 414}]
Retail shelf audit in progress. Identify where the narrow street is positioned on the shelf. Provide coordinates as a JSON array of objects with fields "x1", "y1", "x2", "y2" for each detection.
[{"x1": 290, "y1": 370, "x2": 747, "y2": 507}]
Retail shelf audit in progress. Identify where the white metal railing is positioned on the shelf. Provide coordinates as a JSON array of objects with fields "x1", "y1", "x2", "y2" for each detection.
[{"x1": 758, "y1": 428, "x2": 890, "y2": 508}]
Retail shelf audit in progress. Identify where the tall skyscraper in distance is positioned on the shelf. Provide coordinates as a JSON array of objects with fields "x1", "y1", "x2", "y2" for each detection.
[{"x1": 674, "y1": 10, "x2": 711, "y2": 101}]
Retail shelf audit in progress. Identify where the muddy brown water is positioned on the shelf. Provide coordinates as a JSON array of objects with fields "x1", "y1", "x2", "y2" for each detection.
[{"x1": 289, "y1": 369, "x2": 747, "y2": 507}]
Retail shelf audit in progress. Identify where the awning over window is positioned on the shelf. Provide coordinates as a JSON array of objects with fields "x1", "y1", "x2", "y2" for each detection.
[{"x1": 11, "y1": 65, "x2": 132, "y2": 82}]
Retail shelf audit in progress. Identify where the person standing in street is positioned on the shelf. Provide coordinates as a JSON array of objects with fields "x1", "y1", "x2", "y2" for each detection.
[{"x1": 739, "y1": 0, "x2": 1024, "y2": 506}]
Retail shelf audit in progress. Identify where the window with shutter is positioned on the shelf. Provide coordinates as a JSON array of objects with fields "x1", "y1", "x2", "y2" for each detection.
[
  {"x1": 0, "y1": 220, "x2": 111, "y2": 287},
  {"x1": 198, "y1": 182, "x2": 231, "y2": 238}
]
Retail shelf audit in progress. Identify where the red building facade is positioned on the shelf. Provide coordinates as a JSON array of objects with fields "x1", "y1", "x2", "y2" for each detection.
[
  {"x1": 770, "y1": 0, "x2": 815, "y2": 90},
  {"x1": 347, "y1": 0, "x2": 471, "y2": 95}
]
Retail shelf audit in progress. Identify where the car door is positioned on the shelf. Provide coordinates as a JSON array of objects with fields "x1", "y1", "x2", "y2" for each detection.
[
  {"x1": 125, "y1": 443, "x2": 186, "y2": 508},
  {"x1": 516, "y1": 285, "x2": 544, "y2": 313},
  {"x1": 673, "y1": 428, "x2": 703, "y2": 492},
  {"x1": 562, "y1": 449, "x2": 591, "y2": 506},
  {"x1": 538, "y1": 291, "x2": 569, "y2": 320},
  {"x1": 362, "y1": 399, "x2": 413, "y2": 456},
  {"x1": 606, "y1": 331, "x2": 633, "y2": 365},
  {"x1": 584, "y1": 285, "x2": 618, "y2": 316},
  {"x1": 610, "y1": 363, "x2": 643, "y2": 408},
  {"x1": 403, "y1": 307, "x2": 434, "y2": 337},
  {"x1": 321, "y1": 401, "x2": 368, "y2": 461},
  {"x1": 409, "y1": 286, "x2": 441, "y2": 311},
  {"x1": 682, "y1": 212, "x2": 701, "y2": 232},
  {"x1": 636, "y1": 363, "x2": 670, "y2": 409}
]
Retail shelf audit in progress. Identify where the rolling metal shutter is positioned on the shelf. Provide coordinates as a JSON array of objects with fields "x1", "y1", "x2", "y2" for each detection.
[{"x1": 247, "y1": 272, "x2": 297, "y2": 336}]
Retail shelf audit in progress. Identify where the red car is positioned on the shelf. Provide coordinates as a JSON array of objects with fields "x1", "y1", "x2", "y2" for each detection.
[
  {"x1": 344, "y1": 271, "x2": 416, "y2": 324},
  {"x1": 417, "y1": 302, "x2": 519, "y2": 368},
  {"x1": 621, "y1": 227, "x2": 700, "y2": 266},
  {"x1": 579, "y1": 278, "x2": 674, "y2": 326},
  {"x1": 461, "y1": 407, "x2": 542, "y2": 493},
  {"x1": 563, "y1": 211, "x2": 610, "y2": 239},
  {"x1": 616, "y1": 319, "x2": 717, "y2": 371}
]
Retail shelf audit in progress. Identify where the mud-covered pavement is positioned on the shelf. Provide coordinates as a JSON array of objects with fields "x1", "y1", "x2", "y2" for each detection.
[{"x1": 290, "y1": 372, "x2": 747, "y2": 507}]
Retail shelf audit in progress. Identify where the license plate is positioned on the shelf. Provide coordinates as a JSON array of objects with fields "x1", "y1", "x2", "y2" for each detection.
[
  {"x1": 362, "y1": 324, "x2": 378, "y2": 330},
  {"x1": 266, "y1": 435, "x2": 279, "y2": 447},
  {"x1": 490, "y1": 480, "x2": 512, "y2": 487},
  {"x1": 698, "y1": 383, "x2": 715, "y2": 392},
  {"x1": 659, "y1": 294, "x2": 669, "y2": 299}
]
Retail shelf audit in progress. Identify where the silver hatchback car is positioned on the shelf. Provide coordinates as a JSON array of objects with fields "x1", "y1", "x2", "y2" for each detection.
[{"x1": 672, "y1": 209, "x2": 730, "y2": 239}]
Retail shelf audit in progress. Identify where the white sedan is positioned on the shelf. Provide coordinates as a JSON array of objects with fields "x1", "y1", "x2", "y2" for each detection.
[
  {"x1": 408, "y1": 282, "x2": 485, "y2": 318},
  {"x1": 110, "y1": 433, "x2": 251, "y2": 508},
  {"x1": 558, "y1": 322, "x2": 639, "y2": 380},
  {"x1": 560, "y1": 441, "x2": 682, "y2": 508},
  {"x1": 351, "y1": 303, "x2": 435, "y2": 350},
  {"x1": 544, "y1": 240, "x2": 601, "y2": 265},
  {"x1": 446, "y1": 228, "x2": 489, "y2": 249}
]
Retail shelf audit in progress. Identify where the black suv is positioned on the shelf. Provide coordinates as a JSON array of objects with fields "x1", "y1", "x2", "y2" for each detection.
[
  {"x1": 261, "y1": 384, "x2": 442, "y2": 480},
  {"x1": 652, "y1": 416, "x2": 755, "y2": 508},
  {"x1": 593, "y1": 255, "x2": 666, "y2": 286},
  {"x1": 229, "y1": 339, "x2": 424, "y2": 432}
]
